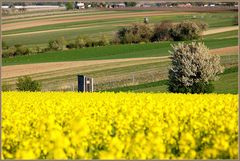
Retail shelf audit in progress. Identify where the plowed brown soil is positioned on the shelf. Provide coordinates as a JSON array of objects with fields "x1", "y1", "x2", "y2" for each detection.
[
  {"x1": 2, "y1": 56, "x2": 170, "y2": 79},
  {"x1": 3, "y1": 11, "x2": 193, "y2": 31},
  {"x1": 3, "y1": 46, "x2": 237, "y2": 79}
]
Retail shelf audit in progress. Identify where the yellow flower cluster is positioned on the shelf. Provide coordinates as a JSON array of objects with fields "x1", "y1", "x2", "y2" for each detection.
[{"x1": 2, "y1": 92, "x2": 238, "y2": 159}]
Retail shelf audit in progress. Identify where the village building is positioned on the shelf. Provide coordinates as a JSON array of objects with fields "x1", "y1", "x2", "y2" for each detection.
[{"x1": 75, "y1": 2, "x2": 85, "y2": 9}]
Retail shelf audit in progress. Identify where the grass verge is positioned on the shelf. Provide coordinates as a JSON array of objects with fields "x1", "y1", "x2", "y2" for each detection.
[{"x1": 105, "y1": 66, "x2": 238, "y2": 94}]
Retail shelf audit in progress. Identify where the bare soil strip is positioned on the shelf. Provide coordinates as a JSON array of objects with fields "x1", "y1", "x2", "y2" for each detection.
[
  {"x1": 3, "y1": 58, "x2": 167, "y2": 84},
  {"x1": 203, "y1": 26, "x2": 238, "y2": 35},
  {"x1": 2, "y1": 9, "x2": 99, "y2": 20},
  {"x1": 2, "y1": 46, "x2": 237, "y2": 79},
  {"x1": 3, "y1": 11, "x2": 193, "y2": 31},
  {"x1": 3, "y1": 11, "x2": 123, "y2": 24},
  {"x1": 2, "y1": 56, "x2": 170, "y2": 79},
  {"x1": 210, "y1": 46, "x2": 238, "y2": 55}
]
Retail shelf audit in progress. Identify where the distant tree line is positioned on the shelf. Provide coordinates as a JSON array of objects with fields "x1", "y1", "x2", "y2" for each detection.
[
  {"x1": 116, "y1": 20, "x2": 208, "y2": 44},
  {"x1": 2, "y1": 34, "x2": 111, "y2": 58},
  {"x1": 2, "y1": 20, "x2": 207, "y2": 58}
]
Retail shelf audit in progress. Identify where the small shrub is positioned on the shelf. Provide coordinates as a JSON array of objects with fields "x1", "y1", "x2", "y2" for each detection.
[
  {"x1": 132, "y1": 23, "x2": 154, "y2": 43},
  {"x1": 15, "y1": 45, "x2": 31, "y2": 56},
  {"x1": 48, "y1": 37, "x2": 66, "y2": 51},
  {"x1": 42, "y1": 47, "x2": 50, "y2": 53},
  {"x1": 170, "y1": 21, "x2": 207, "y2": 41},
  {"x1": 124, "y1": 2, "x2": 137, "y2": 7},
  {"x1": 16, "y1": 76, "x2": 41, "y2": 92},
  {"x1": 117, "y1": 27, "x2": 129, "y2": 44},
  {"x1": 85, "y1": 38, "x2": 94, "y2": 47},
  {"x1": 117, "y1": 23, "x2": 154, "y2": 44},
  {"x1": 92, "y1": 40, "x2": 101, "y2": 47},
  {"x1": 195, "y1": 21, "x2": 208, "y2": 31},
  {"x1": 2, "y1": 82, "x2": 11, "y2": 91},
  {"x1": 66, "y1": 2, "x2": 74, "y2": 10},
  {"x1": 111, "y1": 34, "x2": 121, "y2": 44},
  {"x1": 168, "y1": 42, "x2": 224, "y2": 94},
  {"x1": 35, "y1": 46, "x2": 42, "y2": 53},
  {"x1": 2, "y1": 46, "x2": 17, "y2": 58},
  {"x1": 57, "y1": 37, "x2": 67, "y2": 50},
  {"x1": 152, "y1": 21, "x2": 174, "y2": 41},
  {"x1": 125, "y1": 31, "x2": 140, "y2": 43},
  {"x1": 2, "y1": 50, "x2": 9, "y2": 58},
  {"x1": 48, "y1": 40, "x2": 61, "y2": 51},
  {"x1": 75, "y1": 36, "x2": 86, "y2": 48},
  {"x1": 66, "y1": 42, "x2": 76, "y2": 49},
  {"x1": 98, "y1": 34, "x2": 110, "y2": 46}
]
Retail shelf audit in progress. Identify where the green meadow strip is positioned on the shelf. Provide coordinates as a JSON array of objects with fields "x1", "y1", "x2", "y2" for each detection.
[{"x1": 2, "y1": 37, "x2": 237, "y2": 66}]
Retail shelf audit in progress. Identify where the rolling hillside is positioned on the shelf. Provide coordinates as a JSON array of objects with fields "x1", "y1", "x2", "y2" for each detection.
[{"x1": 2, "y1": 9, "x2": 238, "y2": 93}]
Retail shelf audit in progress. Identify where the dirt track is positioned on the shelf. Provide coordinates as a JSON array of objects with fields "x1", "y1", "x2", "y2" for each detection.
[
  {"x1": 203, "y1": 26, "x2": 238, "y2": 35},
  {"x1": 2, "y1": 11, "x2": 193, "y2": 31}
]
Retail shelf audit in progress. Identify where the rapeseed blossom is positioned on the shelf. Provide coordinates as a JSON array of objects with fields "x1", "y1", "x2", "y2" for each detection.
[{"x1": 1, "y1": 92, "x2": 238, "y2": 159}]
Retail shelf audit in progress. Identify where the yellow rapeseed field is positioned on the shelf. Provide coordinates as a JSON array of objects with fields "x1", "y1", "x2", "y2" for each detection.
[{"x1": 1, "y1": 92, "x2": 238, "y2": 159}]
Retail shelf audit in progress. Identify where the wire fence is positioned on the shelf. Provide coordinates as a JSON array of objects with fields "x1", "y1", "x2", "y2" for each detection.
[
  {"x1": 3, "y1": 55, "x2": 237, "y2": 92},
  {"x1": 40, "y1": 69, "x2": 168, "y2": 91}
]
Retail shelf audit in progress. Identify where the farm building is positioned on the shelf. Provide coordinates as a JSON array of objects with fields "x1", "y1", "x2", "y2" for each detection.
[
  {"x1": 75, "y1": 2, "x2": 85, "y2": 9},
  {"x1": 112, "y1": 3, "x2": 126, "y2": 8},
  {"x1": 6, "y1": 5, "x2": 61, "y2": 9},
  {"x1": 2, "y1": 6, "x2": 9, "y2": 9},
  {"x1": 177, "y1": 3, "x2": 192, "y2": 8}
]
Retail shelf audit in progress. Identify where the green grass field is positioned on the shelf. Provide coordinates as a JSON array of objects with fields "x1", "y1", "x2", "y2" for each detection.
[
  {"x1": 106, "y1": 66, "x2": 238, "y2": 94},
  {"x1": 2, "y1": 10, "x2": 130, "y2": 24},
  {"x1": 2, "y1": 9, "x2": 238, "y2": 94},
  {"x1": 3, "y1": 37, "x2": 237, "y2": 66},
  {"x1": 3, "y1": 11, "x2": 237, "y2": 47},
  {"x1": 204, "y1": 30, "x2": 238, "y2": 39},
  {"x1": 3, "y1": 12, "x2": 236, "y2": 35},
  {"x1": 3, "y1": 53, "x2": 237, "y2": 93}
]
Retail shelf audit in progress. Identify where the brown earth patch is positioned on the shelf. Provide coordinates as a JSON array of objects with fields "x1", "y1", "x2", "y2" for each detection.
[
  {"x1": 3, "y1": 11, "x2": 118, "y2": 24},
  {"x1": 3, "y1": 46, "x2": 237, "y2": 79},
  {"x1": 2, "y1": 56, "x2": 170, "y2": 79},
  {"x1": 210, "y1": 46, "x2": 238, "y2": 55},
  {"x1": 3, "y1": 11, "x2": 193, "y2": 31},
  {"x1": 203, "y1": 26, "x2": 238, "y2": 35}
]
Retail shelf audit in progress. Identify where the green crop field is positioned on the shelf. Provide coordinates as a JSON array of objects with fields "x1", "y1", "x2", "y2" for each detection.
[
  {"x1": 3, "y1": 37, "x2": 237, "y2": 66},
  {"x1": 3, "y1": 10, "x2": 237, "y2": 47},
  {"x1": 2, "y1": 52, "x2": 238, "y2": 93},
  {"x1": 204, "y1": 30, "x2": 238, "y2": 39},
  {"x1": 105, "y1": 66, "x2": 238, "y2": 94},
  {"x1": 2, "y1": 9, "x2": 238, "y2": 94}
]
